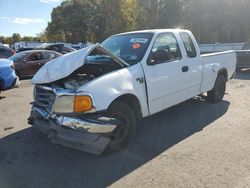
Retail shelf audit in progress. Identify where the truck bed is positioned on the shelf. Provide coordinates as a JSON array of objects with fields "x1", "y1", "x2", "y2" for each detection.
[{"x1": 200, "y1": 50, "x2": 236, "y2": 93}]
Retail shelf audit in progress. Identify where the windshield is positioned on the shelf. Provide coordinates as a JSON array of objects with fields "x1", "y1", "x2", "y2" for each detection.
[
  {"x1": 101, "y1": 33, "x2": 154, "y2": 64},
  {"x1": 8, "y1": 52, "x2": 28, "y2": 62}
]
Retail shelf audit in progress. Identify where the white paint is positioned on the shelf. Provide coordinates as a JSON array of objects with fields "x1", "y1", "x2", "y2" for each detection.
[{"x1": 32, "y1": 45, "x2": 96, "y2": 84}]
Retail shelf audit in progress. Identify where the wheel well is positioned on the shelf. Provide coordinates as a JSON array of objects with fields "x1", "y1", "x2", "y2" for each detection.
[
  {"x1": 109, "y1": 94, "x2": 142, "y2": 120},
  {"x1": 218, "y1": 68, "x2": 228, "y2": 80}
]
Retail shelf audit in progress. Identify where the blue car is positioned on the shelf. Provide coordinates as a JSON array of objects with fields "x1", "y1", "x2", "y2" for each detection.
[{"x1": 0, "y1": 59, "x2": 19, "y2": 93}]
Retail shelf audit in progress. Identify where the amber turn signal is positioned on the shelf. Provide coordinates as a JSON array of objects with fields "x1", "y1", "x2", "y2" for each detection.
[{"x1": 74, "y1": 95, "x2": 93, "y2": 113}]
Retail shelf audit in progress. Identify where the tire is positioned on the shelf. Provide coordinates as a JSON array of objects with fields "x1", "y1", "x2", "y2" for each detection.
[
  {"x1": 207, "y1": 74, "x2": 227, "y2": 102},
  {"x1": 106, "y1": 101, "x2": 136, "y2": 152}
]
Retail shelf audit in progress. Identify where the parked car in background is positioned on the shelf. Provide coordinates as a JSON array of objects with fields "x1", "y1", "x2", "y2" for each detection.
[
  {"x1": 16, "y1": 47, "x2": 34, "y2": 53},
  {"x1": 236, "y1": 42, "x2": 250, "y2": 71},
  {"x1": 0, "y1": 59, "x2": 19, "y2": 93},
  {"x1": 0, "y1": 46, "x2": 15, "y2": 58},
  {"x1": 9, "y1": 50, "x2": 62, "y2": 78},
  {"x1": 16, "y1": 43, "x2": 76, "y2": 54},
  {"x1": 36, "y1": 43, "x2": 76, "y2": 54}
]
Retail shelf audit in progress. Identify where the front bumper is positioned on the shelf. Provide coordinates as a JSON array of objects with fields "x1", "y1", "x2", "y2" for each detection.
[
  {"x1": 28, "y1": 106, "x2": 120, "y2": 155},
  {"x1": 0, "y1": 76, "x2": 18, "y2": 91}
]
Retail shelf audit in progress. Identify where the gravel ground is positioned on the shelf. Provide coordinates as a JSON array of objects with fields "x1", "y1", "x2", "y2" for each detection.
[{"x1": 0, "y1": 70, "x2": 250, "y2": 188}]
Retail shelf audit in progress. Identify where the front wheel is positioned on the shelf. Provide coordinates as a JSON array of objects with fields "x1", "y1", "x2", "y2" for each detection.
[
  {"x1": 106, "y1": 101, "x2": 136, "y2": 152},
  {"x1": 207, "y1": 74, "x2": 227, "y2": 102}
]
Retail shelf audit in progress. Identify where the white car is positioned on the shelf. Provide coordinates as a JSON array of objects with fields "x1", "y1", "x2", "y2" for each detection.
[{"x1": 28, "y1": 29, "x2": 236, "y2": 154}]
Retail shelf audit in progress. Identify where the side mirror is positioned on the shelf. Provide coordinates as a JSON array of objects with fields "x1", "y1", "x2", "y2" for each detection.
[{"x1": 149, "y1": 49, "x2": 171, "y2": 64}]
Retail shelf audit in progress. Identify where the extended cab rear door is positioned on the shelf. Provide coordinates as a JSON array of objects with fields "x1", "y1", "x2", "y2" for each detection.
[{"x1": 179, "y1": 31, "x2": 203, "y2": 98}]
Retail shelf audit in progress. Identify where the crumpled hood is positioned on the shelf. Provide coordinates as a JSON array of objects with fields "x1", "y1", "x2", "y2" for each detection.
[
  {"x1": 32, "y1": 45, "x2": 96, "y2": 84},
  {"x1": 32, "y1": 44, "x2": 128, "y2": 84}
]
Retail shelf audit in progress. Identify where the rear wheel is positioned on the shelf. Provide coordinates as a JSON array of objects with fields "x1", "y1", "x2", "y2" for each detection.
[
  {"x1": 207, "y1": 74, "x2": 227, "y2": 102},
  {"x1": 106, "y1": 101, "x2": 136, "y2": 152}
]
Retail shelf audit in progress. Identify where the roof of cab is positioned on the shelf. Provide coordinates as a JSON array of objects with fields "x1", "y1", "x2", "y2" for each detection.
[{"x1": 113, "y1": 29, "x2": 190, "y2": 37}]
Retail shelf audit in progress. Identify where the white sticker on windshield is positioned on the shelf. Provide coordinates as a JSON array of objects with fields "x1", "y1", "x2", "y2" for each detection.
[{"x1": 130, "y1": 38, "x2": 148, "y2": 43}]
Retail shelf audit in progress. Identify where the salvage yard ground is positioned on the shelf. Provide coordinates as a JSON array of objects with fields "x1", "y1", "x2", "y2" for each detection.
[{"x1": 0, "y1": 70, "x2": 250, "y2": 188}]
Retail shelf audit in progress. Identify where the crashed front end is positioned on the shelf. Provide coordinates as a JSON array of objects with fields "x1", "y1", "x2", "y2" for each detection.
[
  {"x1": 28, "y1": 44, "x2": 126, "y2": 155},
  {"x1": 28, "y1": 84, "x2": 120, "y2": 155}
]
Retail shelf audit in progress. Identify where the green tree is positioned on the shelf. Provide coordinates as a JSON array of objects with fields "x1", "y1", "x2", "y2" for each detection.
[
  {"x1": 12, "y1": 33, "x2": 21, "y2": 43},
  {"x1": 45, "y1": 0, "x2": 250, "y2": 44}
]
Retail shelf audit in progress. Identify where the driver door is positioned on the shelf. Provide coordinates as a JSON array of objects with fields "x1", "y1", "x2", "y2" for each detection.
[{"x1": 142, "y1": 32, "x2": 188, "y2": 114}]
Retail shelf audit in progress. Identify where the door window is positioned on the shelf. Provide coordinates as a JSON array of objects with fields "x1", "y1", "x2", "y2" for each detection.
[
  {"x1": 0, "y1": 48, "x2": 12, "y2": 57},
  {"x1": 44, "y1": 52, "x2": 58, "y2": 60},
  {"x1": 180, "y1": 32, "x2": 197, "y2": 58},
  {"x1": 26, "y1": 52, "x2": 44, "y2": 61},
  {"x1": 150, "y1": 33, "x2": 181, "y2": 64}
]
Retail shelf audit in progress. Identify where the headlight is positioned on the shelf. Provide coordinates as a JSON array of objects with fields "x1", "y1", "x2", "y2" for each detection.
[
  {"x1": 53, "y1": 95, "x2": 93, "y2": 113},
  {"x1": 53, "y1": 96, "x2": 75, "y2": 113}
]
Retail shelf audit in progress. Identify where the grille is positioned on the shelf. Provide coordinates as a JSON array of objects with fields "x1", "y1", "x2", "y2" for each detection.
[{"x1": 34, "y1": 85, "x2": 56, "y2": 113}]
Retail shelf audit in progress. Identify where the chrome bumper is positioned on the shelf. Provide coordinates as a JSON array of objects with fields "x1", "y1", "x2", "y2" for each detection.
[
  {"x1": 28, "y1": 106, "x2": 120, "y2": 155},
  {"x1": 31, "y1": 106, "x2": 118, "y2": 134}
]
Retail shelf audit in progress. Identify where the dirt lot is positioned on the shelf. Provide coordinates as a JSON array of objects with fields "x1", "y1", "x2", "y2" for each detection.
[{"x1": 0, "y1": 70, "x2": 250, "y2": 188}]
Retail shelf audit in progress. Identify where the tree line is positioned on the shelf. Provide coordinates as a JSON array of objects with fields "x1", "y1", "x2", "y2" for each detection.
[
  {"x1": 1, "y1": 0, "x2": 250, "y2": 45},
  {"x1": 0, "y1": 32, "x2": 47, "y2": 45}
]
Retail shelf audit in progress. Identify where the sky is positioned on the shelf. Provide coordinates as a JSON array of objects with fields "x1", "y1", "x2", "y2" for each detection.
[{"x1": 0, "y1": 0, "x2": 62, "y2": 37}]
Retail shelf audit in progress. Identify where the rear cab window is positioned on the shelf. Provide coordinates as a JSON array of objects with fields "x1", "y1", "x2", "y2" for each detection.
[{"x1": 180, "y1": 32, "x2": 197, "y2": 58}]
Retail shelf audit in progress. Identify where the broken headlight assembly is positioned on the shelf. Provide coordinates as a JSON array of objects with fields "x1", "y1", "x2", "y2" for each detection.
[{"x1": 53, "y1": 95, "x2": 95, "y2": 113}]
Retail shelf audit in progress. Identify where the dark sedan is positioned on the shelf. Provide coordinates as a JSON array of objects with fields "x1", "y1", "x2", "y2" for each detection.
[{"x1": 9, "y1": 50, "x2": 62, "y2": 78}]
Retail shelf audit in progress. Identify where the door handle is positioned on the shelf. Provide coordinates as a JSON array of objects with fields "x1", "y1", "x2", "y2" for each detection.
[{"x1": 182, "y1": 66, "x2": 189, "y2": 73}]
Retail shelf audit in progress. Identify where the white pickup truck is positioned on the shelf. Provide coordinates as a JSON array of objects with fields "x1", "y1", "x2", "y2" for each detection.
[{"x1": 28, "y1": 29, "x2": 236, "y2": 154}]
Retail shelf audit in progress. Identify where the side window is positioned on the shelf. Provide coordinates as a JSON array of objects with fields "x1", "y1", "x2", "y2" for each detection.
[
  {"x1": 0, "y1": 49, "x2": 5, "y2": 57},
  {"x1": 62, "y1": 47, "x2": 70, "y2": 53},
  {"x1": 44, "y1": 52, "x2": 56, "y2": 60},
  {"x1": 150, "y1": 33, "x2": 181, "y2": 64},
  {"x1": 26, "y1": 52, "x2": 44, "y2": 61},
  {"x1": 5, "y1": 49, "x2": 12, "y2": 57},
  {"x1": 0, "y1": 49, "x2": 11, "y2": 57},
  {"x1": 180, "y1": 32, "x2": 197, "y2": 58}
]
